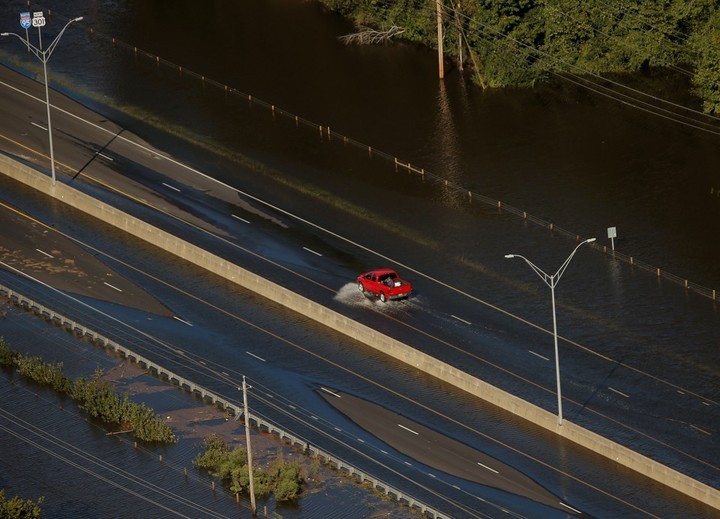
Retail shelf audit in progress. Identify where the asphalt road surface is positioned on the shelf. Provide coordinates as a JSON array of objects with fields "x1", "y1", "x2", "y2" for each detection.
[{"x1": 0, "y1": 200, "x2": 171, "y2": 316}]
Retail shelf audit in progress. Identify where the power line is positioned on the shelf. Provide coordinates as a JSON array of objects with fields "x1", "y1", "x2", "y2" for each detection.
[{"x1": 0, "y1": 383, "x2": 234, "y2": 518}]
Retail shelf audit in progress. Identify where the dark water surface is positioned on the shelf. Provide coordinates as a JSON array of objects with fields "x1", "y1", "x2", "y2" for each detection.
[
  {"x1": 1, "y1": 1, "x2": 720, "y2": 518},
  {"x1": 2, "y1": 1, "x2": 719, "y2": 285}
]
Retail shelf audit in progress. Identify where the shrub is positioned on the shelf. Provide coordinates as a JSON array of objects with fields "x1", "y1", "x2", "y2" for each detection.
[{"x1": 194, "y1": 436, "x2": 305, "y2": 502}]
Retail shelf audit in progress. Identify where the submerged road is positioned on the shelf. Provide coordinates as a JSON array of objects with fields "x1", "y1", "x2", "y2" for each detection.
[
  {"x1": 1, "y1": 62, "x2": 718, "y2": 518},
  {"x1": 318, "y1": 388, "x2": 574, "y2": 513},
  {"x1": 0, "y1": 193, "x2": 565, "y2": 510}
]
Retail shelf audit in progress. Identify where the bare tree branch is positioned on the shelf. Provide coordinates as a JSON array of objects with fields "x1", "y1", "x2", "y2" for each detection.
[{"x1": 339, "y1": 25, "x2": 405, "y2": 45}]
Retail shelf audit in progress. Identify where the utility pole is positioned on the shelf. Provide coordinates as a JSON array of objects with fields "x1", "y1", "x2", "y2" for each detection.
[
  {"x1": 242, "y1": 376, "x2": 256, "y2": 515},
  {"x1": 436, "y1": 0, "x2": 444, "y2": 78},
  {"x1": 455, "y1": 2, "x2": 463, "y2": 71}
]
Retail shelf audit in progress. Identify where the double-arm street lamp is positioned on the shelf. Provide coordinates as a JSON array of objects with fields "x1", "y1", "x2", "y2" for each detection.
[
  {"x1": 2, "y1": 16, "x2": 83, "y2": 185},
  {"x1": 505, "y1": 237, "x2": 596, "y2": 425}
]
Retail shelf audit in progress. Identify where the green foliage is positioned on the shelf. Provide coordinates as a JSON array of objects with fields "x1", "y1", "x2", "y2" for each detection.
[
  {"x1": 13, "y1": 355, "x2": 73, "y2": 394},
  {"x1": 250, "y1": 468, "x2": 274, "y2": 498},
  {"x1": 193, "y1": 434, "x2": 231, "y2": 473},
  {"x1": 194, "y1": 437, "x2": 304, "y2": 502},
  {"x1": 128, "y1": 402, "x2": 176, "y2": 443},
  {"x1": 0, "y1": 338, "x2": 19, "y2": 367},
  {"x1": 0, "y1": 340, "x2": 175, "y2": 444},
  {"x1": 217, "y1": 447, "x2": 248, "y2": 480},
  {"x1": 271, "y1": 460, "x2": 303, "y2": 501},
  {"x1": 229, "y1": 464, "x2": 250, "y2": 494},
  {"x1": 320, "y1": 0, "x2": 720, "y2": 112},
  {"x1": 0, "y1": 489, "x2": 44, "y2": 519},
  {"x1": 689, "y1": 7, "x2": 720, "y2": 114},
  {"x1": 72, "y1": 372, "x2": 176, "y2": 443}
]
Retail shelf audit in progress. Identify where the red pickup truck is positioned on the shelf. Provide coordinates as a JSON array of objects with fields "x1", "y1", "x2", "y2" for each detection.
[{"x1": 357, "y1": 268, "x2": 412, "y2": 302}]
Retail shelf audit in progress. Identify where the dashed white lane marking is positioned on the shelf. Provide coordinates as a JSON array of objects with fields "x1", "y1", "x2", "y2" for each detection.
[
  {"x1": 397, "y1": 423, "x2": 419, "y2": 435},
  {"x1": 477, "y1": 462, "x2": 498, "y2": 474},
  {"x1": 319, "y1": 387, "x2": 341, "y2": 398},
  {"x1": 690, "y1": 424, "x2": 711, "y2": 436},
  {"x1": 560, "y1": 502, "x2": 582, "y2": 514},
  {"x1": 172, "y1": 315, "x2": 193, "y2": 326},
  {"x1": 608, "y1": 387, "x2": 629, "y2": 398},
  {"x1": 529, "y1": 350, "x2": 549, "y2": 361},
  {"x1": 232, "y1": 214, "x2": 250, "y2": 224}
]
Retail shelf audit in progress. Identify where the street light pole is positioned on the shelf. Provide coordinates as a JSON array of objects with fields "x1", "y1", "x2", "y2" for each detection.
[
  {"x1": 2, "y1": 16, "x2": 83, "y2": 185},
  {"x1": 505, "y1": 237, "x2": 596, "y2": 425}
]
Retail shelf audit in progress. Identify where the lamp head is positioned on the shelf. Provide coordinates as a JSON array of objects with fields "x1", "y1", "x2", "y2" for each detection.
[
  {"x1": 1, "y1": 33, "x2": 9, "y2": 36},
  {"x1": 74, "y1": 17, "x2": 84, "y2": 22},
  {"x1": 586, "y1": 238, "x2": 596, "y2": 244},
  {"x1": 504, "y1": 254, "x2": 515, "y2": 259}
]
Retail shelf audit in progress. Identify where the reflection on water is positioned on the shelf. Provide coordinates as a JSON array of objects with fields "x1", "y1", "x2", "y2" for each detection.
[{"x1": 433, "y1": 79, "x2": 465, "y2": 207}]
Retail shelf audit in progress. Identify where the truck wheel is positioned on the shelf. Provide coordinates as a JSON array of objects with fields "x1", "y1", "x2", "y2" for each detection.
[
  {"x1": 380, "y1": 292, "x2": 387, "y2": 303},
  {"x1": 358, "y1": 282, "x2": 365, "y2": 293}
]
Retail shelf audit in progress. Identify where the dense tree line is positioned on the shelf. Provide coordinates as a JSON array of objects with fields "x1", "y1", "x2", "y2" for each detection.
[
  {"x1": 321, "y1": 0, "x2": 720, "y2": 113},
  {"x1": 0, "y1": 338, "x2": 176, "y2": 443},
  {"x1": 194, "y1": 435, "x2": 304, "y2": 502}
]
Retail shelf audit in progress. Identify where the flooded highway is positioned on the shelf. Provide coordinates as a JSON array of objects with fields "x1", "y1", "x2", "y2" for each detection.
[{"x1": 1, "y1": 1, "x2": 719, "y2": 518}]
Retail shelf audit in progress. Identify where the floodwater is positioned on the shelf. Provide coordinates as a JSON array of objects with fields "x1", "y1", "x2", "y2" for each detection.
[{"x1": 1, "y1": 1, "x2": 720, "y2": 518}]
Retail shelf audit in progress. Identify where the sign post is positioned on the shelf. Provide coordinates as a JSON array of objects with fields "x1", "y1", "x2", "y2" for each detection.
[
  {"x1": 32, "y1": 11, "x2": 45, "y2": 50},
  {"x1": 607, "y1": 226, "x2": 617, "y2": 252},
  {"x1": 19, "y1": 12, "x2": 30, "y2": 48},
  {"x1": 2, "y1": 14, "x2": 83, "y2": 185}
]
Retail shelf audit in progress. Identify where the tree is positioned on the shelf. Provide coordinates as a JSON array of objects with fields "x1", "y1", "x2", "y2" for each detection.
[
  {"x1": 318, "y1": 0, "x2": 720, "y2": 112},
  {"x1": 690, "y1": 8, "x2": 720, "y2": 114},
  {"x1": 194, "y1": 436, "x2": 305, "y2": 502},
  {"x1": 0, "y1": 489, "x2": 44, "y2": 519}
]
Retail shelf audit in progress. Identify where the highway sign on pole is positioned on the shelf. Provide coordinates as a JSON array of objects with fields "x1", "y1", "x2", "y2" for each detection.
[
  {"x1": 32, "y1": 12, "x2": 46, "y2": 28},
  {"x1": 20, "y1": 12, "x2": 31, "y2": 29}
]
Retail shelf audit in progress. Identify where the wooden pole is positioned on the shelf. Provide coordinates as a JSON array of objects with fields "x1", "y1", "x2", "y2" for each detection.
[
  {"x1": 455, "y1": 2, "x2": 463, "y2": 71},
  {"x1": 437, "y1": 0, "x2": 445, "y2": 78},
  {"x1": 243, "y1": 376, "x2": 257, "y2": 516}
]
